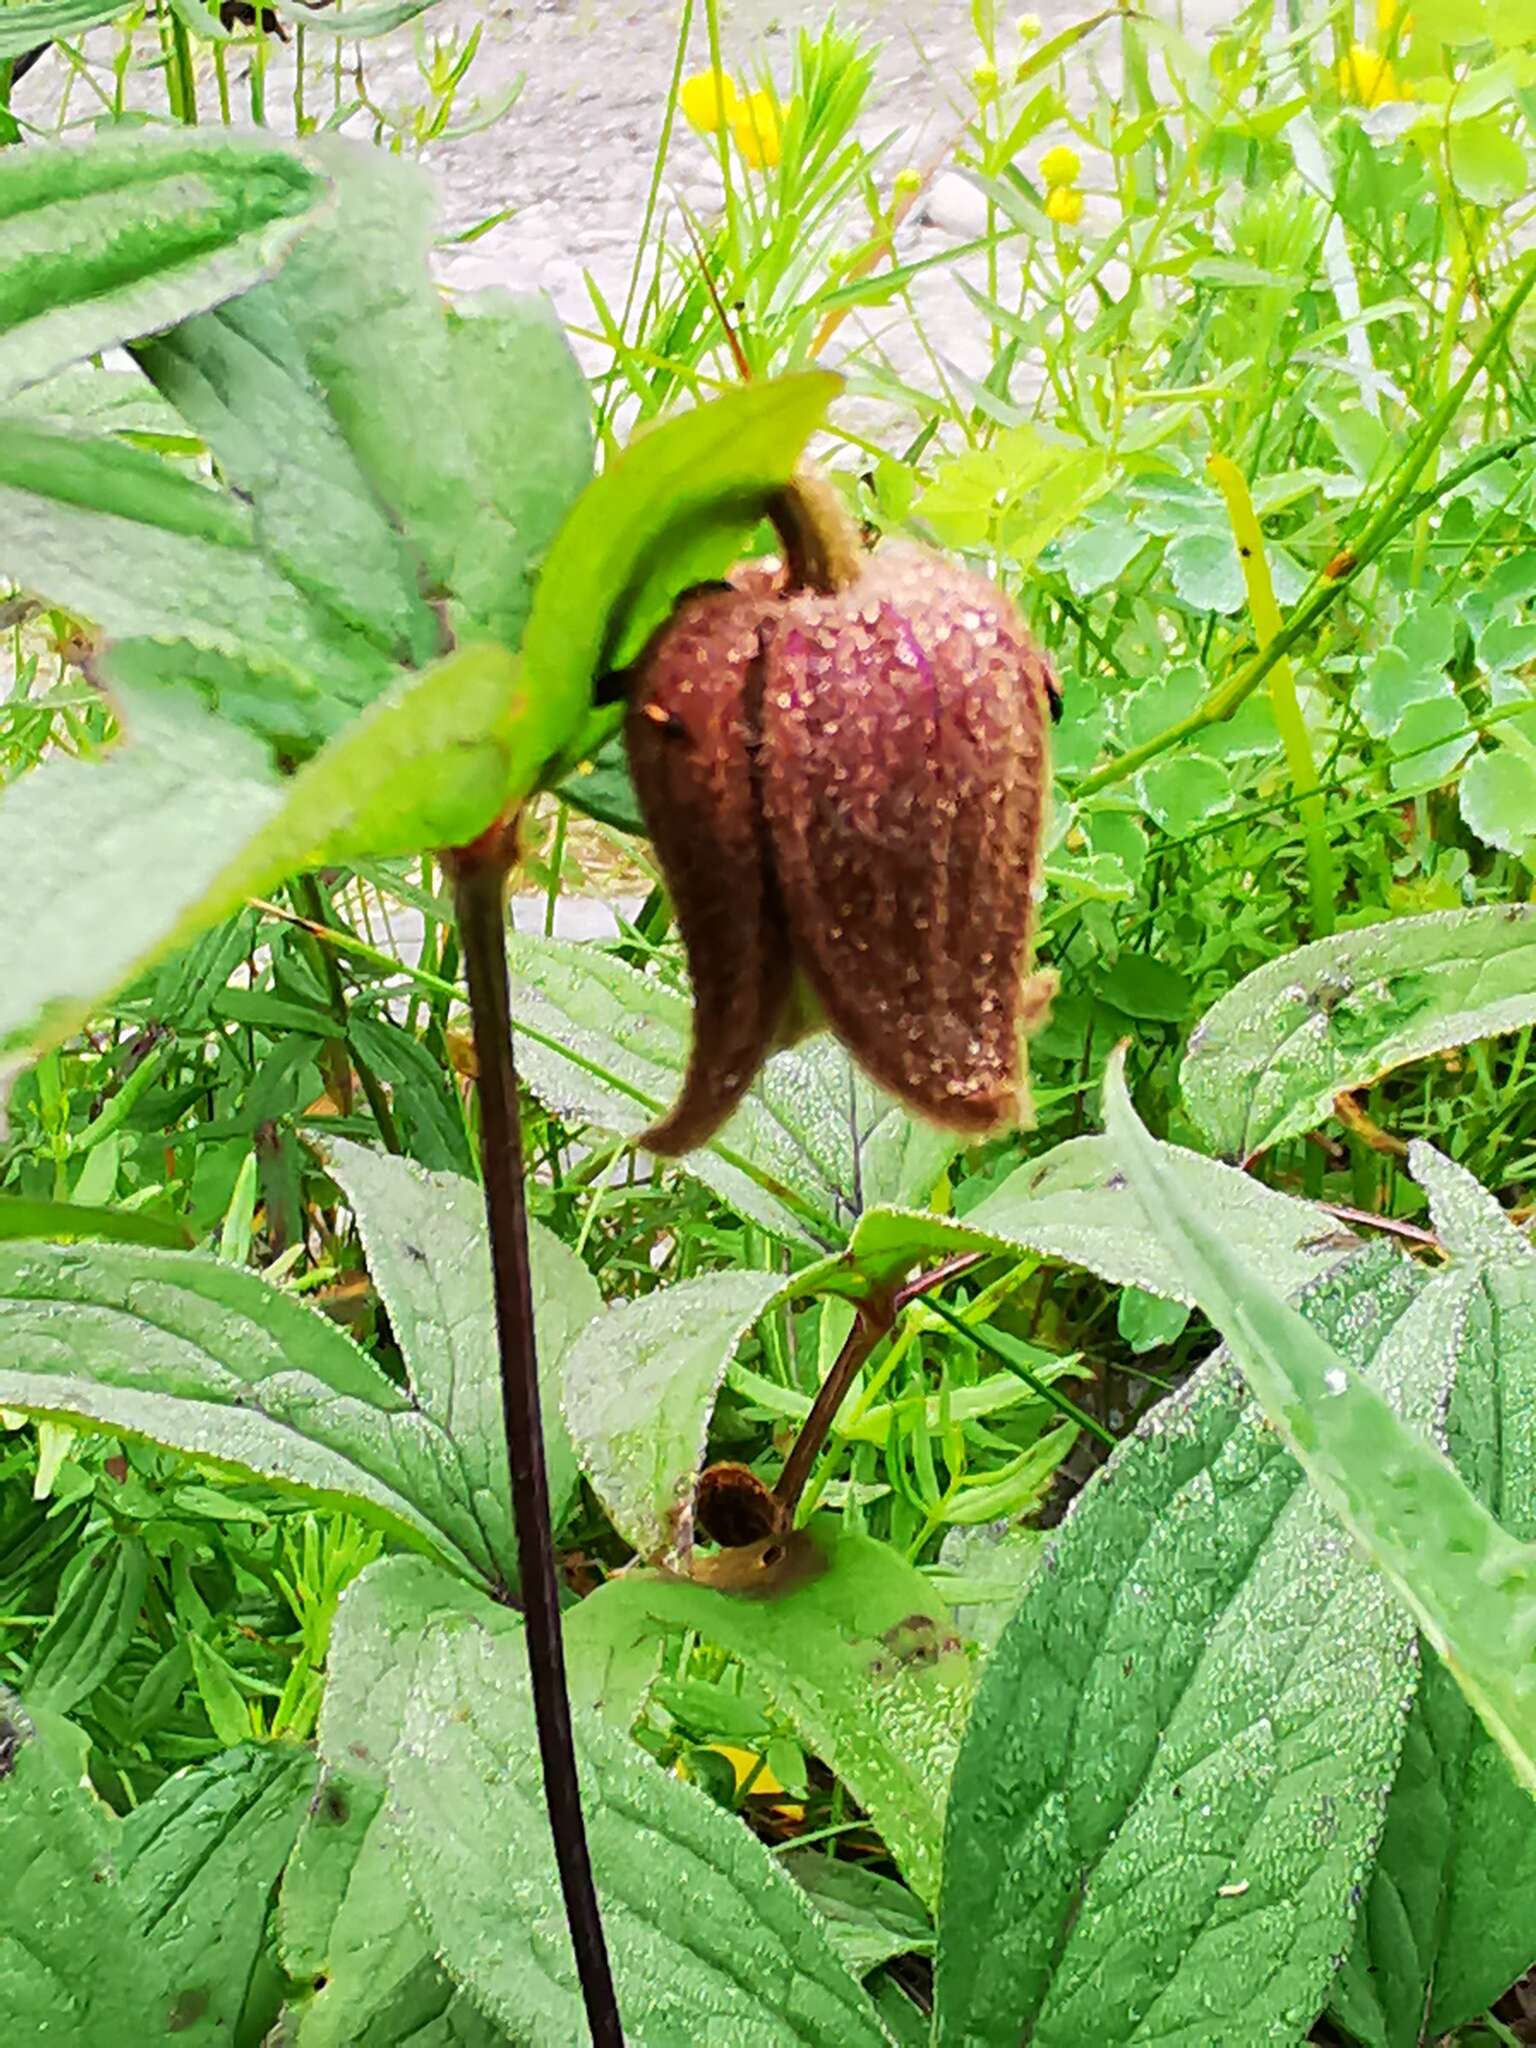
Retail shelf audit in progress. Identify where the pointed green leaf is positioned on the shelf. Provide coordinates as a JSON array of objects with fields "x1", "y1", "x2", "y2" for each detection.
[
  {"x1": 0, "y1": 643, "x2": 520, "y2": 1070},
  {"x1": 587, "y1": 1529, "x2": 974, "y2": 1907},
  {"x1": 0, "y1": 128, "x2": 324, "y2": 398},
  {"x1": 1106, "y1": 1049, "x2": 1536, "y2": 1791},
  {"x1": 936, "y1": 1243, "x2": 1437, "y2": 2047},
  {"x1": 319, "y1": 1138, "x2": 601, "y2": 1584},
  {"x1": 323, "y1": 1556, "x2": 890, "y2": 2047},
  {"x1": 0, "y1": 1238, "x2": 497, "y2": 1579},
  {"x1": 24, "y1": 1534, "x2": 148, "y2": 1714},
  {"x1": 1181, "y1": 905, "x2": 1536, "y2": 1159}
]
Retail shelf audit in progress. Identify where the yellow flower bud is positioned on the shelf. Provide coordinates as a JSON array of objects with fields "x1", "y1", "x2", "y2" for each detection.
[
  {"x1": 1039, "y1": 143, "x2": 1082, "y2": 189},
  {"x1": 1016, "y1": 12, "x2": 1042, "y2": 38},
  {"x1": 680, "y1": 69, "x2": 738, "y2": 137},
  {"x1": 972, "y1": 63, "x2": 1000, "y2": 99},
  {"x1": 1044, "y1": 183, "x2": 1084, "y2": 226},
  {"x1": 730, "y1": 88, "x2": 782, "y2": 170},
  {"x1": 893, "y1": 165, "x2": 923, "y2": 198}
]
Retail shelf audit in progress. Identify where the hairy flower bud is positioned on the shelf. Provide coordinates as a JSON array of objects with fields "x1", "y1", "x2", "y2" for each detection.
[{"x1": 626, "y1": 522, "x2": 1055, "y2": 1153}]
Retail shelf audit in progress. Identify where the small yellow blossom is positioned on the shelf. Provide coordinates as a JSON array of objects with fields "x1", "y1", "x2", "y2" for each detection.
[
  {"x1": 893, "y1": 165, "x2": 923, "y2": 198},
  {"x1": 972, "y1": 62, "x2": 1000, "y2": 100},
  {"x1": 1336, "y1": 43, "x2": 1411, "y2": 105},
  {"x1": 680, "y1": 69, "x2": 738, "y2": 137},
  {"x1": 1045, "y1": 183, "x2": 1084, "y2": 225},
  {"x1": 730, "y1": 88, "x2": 782, "y2": 170},
  {"x1": 1039, "y1": 143, "x2": 1082, "y2": 189},
  {"x1": 1016, "y1": 12, "x2": 1042, "y2": 38}
]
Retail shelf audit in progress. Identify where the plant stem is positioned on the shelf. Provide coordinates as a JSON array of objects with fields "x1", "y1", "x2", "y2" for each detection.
[
  {"x1": 773, "y1": 1299, "x2": 888, "y2": 1522},
  {"x1": 290, "y1": 873, "x2": 403, "y2": 1156},
  {"x1": 449, "y1": 839, "x2": 623, "y2": 2048}
]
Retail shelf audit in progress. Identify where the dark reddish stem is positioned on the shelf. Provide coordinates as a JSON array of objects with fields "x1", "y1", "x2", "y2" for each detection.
[
  {"x1": 449, "y1": 835, "x2": 623, "y2": 2048},
  {"x1": 773, "y1": 1254, "x2": 988, "y2": 1523}
]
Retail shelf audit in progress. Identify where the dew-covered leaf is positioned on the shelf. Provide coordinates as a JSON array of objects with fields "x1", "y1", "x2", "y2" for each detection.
[
  {"x1": 1106, "y1": 1053, "x2": 1536, "y2": 1793},
  {"x1": 1181, "y1": 906, "x2": 1536, "y2": 1159},
  {"x1": 0, "y1": 127, "x2": 324, "y2": 398},
  {"x1": 783, "y1": 1853, "x2": 934, "y2": 1978},
  {"x1": 0, "y1": 1238, "x2": 496, "y2": 1578},
  {"x1": 1330, "y1": 1147, "x2": 1536, "y2": 2047},
  {"x1": 563, "y1": 1267, "x2": 786, "y2": 1564},
  {"x1": 936, "y1": 1242, "x2": 1437, "y2": 2047},
  {"x1": 319, "y1": 1139, "x2": 601, "y2": 1584},
  {"x1": 318, "y1": 1556, "x2": 889, "y2": 2048},
  {"x1": 1459, "y1": 742, "x2": 1536, "y2": 862},
  {"x1": 0, "y1": 643, "x2": 520, "y2": 1070},
  {"x1": 507, "y1": 931, "x2": 954, "y2": 1247},
  {"x1": 588, "y1": 1529, "x2": 972, "y2": 1907}
]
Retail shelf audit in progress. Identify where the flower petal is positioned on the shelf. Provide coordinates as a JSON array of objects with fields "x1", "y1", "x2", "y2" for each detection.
[
  {"x1": 626, "y1": 582, "x2": 792, "y2": 1153},
  {"x1": 761, "y1": 547, "x2": 1054, "y2": 1133}
]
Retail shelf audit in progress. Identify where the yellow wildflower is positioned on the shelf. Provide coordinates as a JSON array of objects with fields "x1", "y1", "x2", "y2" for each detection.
[
  {"x1": 972, "y1": 63, "x2": 1000, "y2": 100},
  {"x1": 1039, "y1": 143, "x2": 1082, "y2": 189},
  {"x1": 893, "y1": 165, "x2": 923, "y2": 198},
  {"x1": 730, "y1": 88, "x2": 782, "y2": 170},
  {"x1": 1017, "y1": 13, "x2": 1042, "y2": 38},
  {"x1": 1045, "y1": 183, "x2": 1084, "y2": 225},
  {"x1": 680, "y1": 69, "x2": 738, "y2": 137},
  {"x1": 1336, "y1": 44, "x2": 1411, "y2": 105}
]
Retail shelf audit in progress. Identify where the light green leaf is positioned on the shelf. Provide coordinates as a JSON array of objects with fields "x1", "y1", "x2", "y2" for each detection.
[
  {"x1": 588, "y1": 1529, "x2": 972, "y2": 1908},
  {"x1": 0, "y1": 1195, "x2": 189, "y2": 1249},
  {"x1": 784, "y1": 1854, "x2": 933, "y2": 1978},
  {"x1": 0, "y1": 1238, "x2": 496, "y2": 1578},
  {"x1": 507, "y1": 931, "x2": 954, "y2": 1248},
  {"x1": 1331, "y1": 1145, "x2": 1536, "y2": 2047},
  {"x1": 1460, "y1": 743, "x2": 1536, "y2": 861},
  {"x1": 265, "y1": 0, "x2": 440, "y2": 30},
  {"x1": 936, "y1": 1242, "x2": 1437, "y2": 2047},
  {"x1": 329, "y1": 1559, "x2": 890, "y2": 2047},
  {"x1": 1180, "y1": 905, "x2": 1536, "y2": 1159},
  {"x1": 24, "y1": 1534, "x2": 148, "y2": 1714},
  {"x1": 564, "y1": 1267, "x2": 785, "y2": 1564},
  {"x1": 1105, "y1": 1049, "x2": 1536, "y2": 1792},
  {"x1": 524, "y1": 372, "x2": 840, "y2": 776},
  {"x1": 1447, "y1": 115, "x2": 1529, "y2": 204},
  {"x1": 0, "y1": 128, "x2": 323, "y2": 397},
  {"x1": 0, "y1": 643, "x2": 520, "y2": 1070},
  {"x1": 1165, "y1": 528, "x2": 1244, "y2": 612},
  {"x1": 0, "y1": 2, "x2": 146, "y2": 57},
  {"x1": 133, "y1": 292, "x2": 444, "y2": 677},
  {"x1": 319, "y1": 1138, "x2": 601, "y2": 1583}
]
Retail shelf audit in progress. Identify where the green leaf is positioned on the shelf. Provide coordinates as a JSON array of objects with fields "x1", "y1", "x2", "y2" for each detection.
[
  {"x1": 1165, "y1": 528, "x2": 1244, "y2": 612},
  {"x1": 262, "y1": 140, "x2": 590, "y2": 687},
  {"x1": 936, "y1": 1242, "x2": 1438, "y2": 2046},
  {"x1": 0, "y1": 2, "x2": 150, "y2": 57},
  {"x1": 1447, "y1": 114, "x2": 1529, "y2": 204},
  {"x1": 1180, "y1": 905, "x2": 1536, "y2": 1158},
  {"x1": 587, "y1": 1530, "x2": 973, "y2": 1908},
  {"x1": 0, "y1": 643, "x2": 521, "y2": 1071},
  {"x1": 265, "y1": 0, "x2": 441, "y2": 30},
  {"x1": 1460, "y1": 742, "x2": 1536, "y2": 861},
  {"x1": 564, "y1": 1268, "x2": 785, "y2": 1563},
  {"x1": 0, "y1": 422, "x2": 395, "y2": 739},
  {"x1": 132, "y1": 292, "x2": 445, "y2": 676},
  {"x1": 507, "y1": 930, "x2": 954, "y2": 1248},
  {"x1": 288, "y1": 1555, "x2": 657, "y2": 2048},
  {"x1": 784, "y1": 1853, "x2": 933, "y2": 1978},
  {"x1": 0, "y1": 1705, "x2": 314, "y2": 2045},
  {"x1": 318, "y1": 1138, "x2": 601, "y2": 1583},
  {"x1": 118, "y1": 1743, "x2": 317, "y2": 2044},
  {"x1": 524, "y1": 371, "x2": 840, "y2": 775},
  {"x1": 345, "y1": 1014, "x2": 474, "y2": 1176},
  {"x1": 556, "y1": 726, "x2": 644, "y2": 835},
  {"x1": 1331, "y1": 1146, "x2": 1536, "y2": 2046},
  {"x1": 0, "y1": 1238, "x2": 496, "y2": 1578},
  {"x1": 326, "y1": 1556, "x2": 890, "y2": 2047},
  {"x1": 0, "y1": 127, "x2": 324, "y2": 397},
  {"x1": 0, "y1": 1195, "x2": 190, "y2": 1249},
  {"x1": 1105, "y1": 1050, "x2": 1536, "y2": 1793},
  {"x1": 24, "y1": 1534, "x2": 148, "y2": 1714}
]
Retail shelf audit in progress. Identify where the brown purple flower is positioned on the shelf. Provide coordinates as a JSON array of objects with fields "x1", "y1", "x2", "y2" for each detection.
[{"x1": 626, "y1": 522, "x2": 1056, "y2": 1154}]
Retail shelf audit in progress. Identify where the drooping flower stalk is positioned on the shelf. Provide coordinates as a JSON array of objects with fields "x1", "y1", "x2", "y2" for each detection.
[{"x1": 627, "y1": 474, "x2": 1057, "y2": 1152}]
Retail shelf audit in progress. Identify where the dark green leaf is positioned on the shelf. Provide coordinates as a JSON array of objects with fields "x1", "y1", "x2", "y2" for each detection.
[
  {"x1": 936, "y1": 1243, "x2": 1436, "y2": 2046},
  {"x1": 0, "y1": 1195, "x2": 190, "y2": 1248},
  {"x1": 24, "y1": 1535, "x2": 148, "y2": 1714}
]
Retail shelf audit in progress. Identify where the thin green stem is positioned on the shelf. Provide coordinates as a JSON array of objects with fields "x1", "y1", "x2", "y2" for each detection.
[{"x1": 291, "y1": 873, "x2": 403, "y2": 1156}]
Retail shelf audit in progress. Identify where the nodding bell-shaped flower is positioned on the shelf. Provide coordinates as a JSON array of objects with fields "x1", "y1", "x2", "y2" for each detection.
[{"x1": 626, "y1": 479, "x2": 1057, "y2": 1155}]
